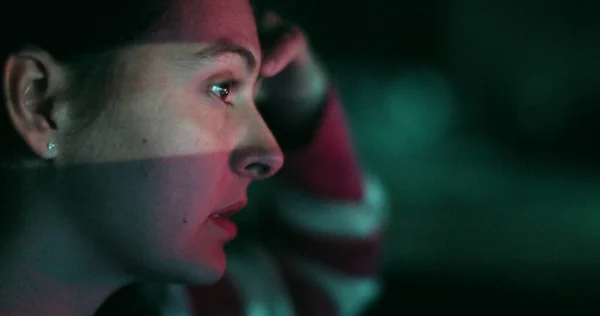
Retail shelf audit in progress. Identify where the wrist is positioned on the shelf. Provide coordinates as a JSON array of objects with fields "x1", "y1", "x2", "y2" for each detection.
[
  {"x1": 263, "y1": 89, "x2": 330, "y2": 151},
  {"x1": 278, "y1": 88, "x2": 365, "y2": 200}
]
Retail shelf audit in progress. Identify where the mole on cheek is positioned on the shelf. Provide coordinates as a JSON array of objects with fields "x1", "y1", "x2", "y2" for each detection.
[
  {"x1": 142, "y1": 138, "x2": 148, "y2": 144},
  {"x1": 183, "y1": 218, "x2": 188, "y2": 224}
]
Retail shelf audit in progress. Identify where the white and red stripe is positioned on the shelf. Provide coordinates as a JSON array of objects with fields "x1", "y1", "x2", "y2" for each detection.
[
  {"x1": 272, "y1": 173, "x2": 389, "y2": 238},
  {"x1": 225, "y1": 244, "x2": 295, "y2": 316}
]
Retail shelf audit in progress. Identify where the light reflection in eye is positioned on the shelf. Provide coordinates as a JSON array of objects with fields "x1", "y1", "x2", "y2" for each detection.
[{"x1": 210, "y1": 81, "x2": 234, "y2": 105}]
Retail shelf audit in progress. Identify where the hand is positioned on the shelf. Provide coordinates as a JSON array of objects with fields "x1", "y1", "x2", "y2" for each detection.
[{"x1": 255, "y1": 12, "x2": 330, "y2": 149}]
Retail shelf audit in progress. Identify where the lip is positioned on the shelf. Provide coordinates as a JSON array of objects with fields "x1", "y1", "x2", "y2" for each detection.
[{"x1": 212, "y1": 200, "x2": 248, "y2": 218}]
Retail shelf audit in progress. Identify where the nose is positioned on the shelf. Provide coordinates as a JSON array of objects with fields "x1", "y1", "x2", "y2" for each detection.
[
  {"x1": 230, "y1": 147, "x2": 284, "y2": 180},
  {"x1": 230, "y1": 109, "x2": 284, "y2": 181}
]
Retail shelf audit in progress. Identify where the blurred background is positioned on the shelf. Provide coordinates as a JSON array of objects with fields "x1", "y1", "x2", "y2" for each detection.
[{"x1": 245, "y1": 0, "x2": 600, "y2": 314}]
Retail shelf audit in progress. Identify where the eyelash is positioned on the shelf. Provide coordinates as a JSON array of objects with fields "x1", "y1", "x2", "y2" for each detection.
[{"x1": 209, "y1": 80, "x2": 239, "y2": 106}]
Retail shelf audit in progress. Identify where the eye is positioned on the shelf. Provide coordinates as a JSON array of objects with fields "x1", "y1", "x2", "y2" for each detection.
[{"x1": 210, "y1": 81, "x2": 236, "y2": 106}]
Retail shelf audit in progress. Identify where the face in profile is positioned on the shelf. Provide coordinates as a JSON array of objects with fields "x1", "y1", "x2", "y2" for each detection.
[{"x1": 34, "y1": 0, "x2": 282, "y2": 285}]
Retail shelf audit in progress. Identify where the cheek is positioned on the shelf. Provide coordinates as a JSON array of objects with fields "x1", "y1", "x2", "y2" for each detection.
[
  {"x1": 61, "y1": 103, "x2": 237, "y2": 238},
  {"x1": 81, "y1": 93, "x2": 234, "y2": 163},
  {"x1": 60, "y1": 154, "x2": 230, "y2": 254}
]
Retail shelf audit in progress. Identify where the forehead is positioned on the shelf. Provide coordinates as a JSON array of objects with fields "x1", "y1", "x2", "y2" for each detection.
[{"x1": 147, "y1": 0, "x2": 260, "y2": 61}]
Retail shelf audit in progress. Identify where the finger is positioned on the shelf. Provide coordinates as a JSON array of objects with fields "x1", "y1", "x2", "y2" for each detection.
[
  {"x1": 258, "y1": 11, "x2": 286, "y2": 49},
  {"x1": 261, "y1": 27, "x2": 307, "y2": 77},
  {"x1": 253, "y1": 78, "x2": 266, "y2": 103},
  {"x1": 262, "y1": 11, "x2": 282, "y2": 29}
]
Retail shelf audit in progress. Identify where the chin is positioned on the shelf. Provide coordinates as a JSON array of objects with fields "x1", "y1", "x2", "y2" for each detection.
[
  {"x1": 183, "y1": 263, "x2": 226, "y2": 286},
  {"x1": 133, "y1": 239, "x2": 228, "y2": 286},
  {"x1": 162, "y1": 249, "x2": 228, "y2": 286},
  {"x1": 146, "y1": 262, "x2": 224, "y2": 288}
]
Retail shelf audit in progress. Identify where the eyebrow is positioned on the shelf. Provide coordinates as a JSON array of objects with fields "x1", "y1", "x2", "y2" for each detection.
[{"x1": 188, "y1": 40, "x2": 258, "y2": 73}]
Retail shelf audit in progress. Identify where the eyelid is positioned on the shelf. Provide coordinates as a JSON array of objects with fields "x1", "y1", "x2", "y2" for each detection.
[{"x1": 206, "y1": 69, "x2": 237, "y2": 81}]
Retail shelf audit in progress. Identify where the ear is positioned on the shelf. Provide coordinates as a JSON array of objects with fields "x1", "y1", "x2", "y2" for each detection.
[{"x1": 2, "y1": 49, "x2": 70, "y2": 160}]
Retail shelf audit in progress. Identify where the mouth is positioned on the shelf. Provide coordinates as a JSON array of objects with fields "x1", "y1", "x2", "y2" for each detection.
[
  {"x1": 209, "y1": 200, "x2": 247, "y2": 240},
  {"x1": 211, "y1": 200, "x2": 248, "y2": 219}
]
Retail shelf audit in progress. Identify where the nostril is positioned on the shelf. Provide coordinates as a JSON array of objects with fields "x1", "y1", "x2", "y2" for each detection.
[
  {"x1": 245, "y1": 162, "x2": 270, "y2": 178},
  {"x1": 230, "y1": 147, "x2": 283, "y2": 180}
]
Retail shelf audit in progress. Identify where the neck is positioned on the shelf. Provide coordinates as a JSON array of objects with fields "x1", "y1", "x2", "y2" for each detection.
[
  {"x1": 0, "y1": 188, "x2": 131, "y2": 316},
  {"x1": 0, "y1": 269, "x2": 118, "y2": 316}
]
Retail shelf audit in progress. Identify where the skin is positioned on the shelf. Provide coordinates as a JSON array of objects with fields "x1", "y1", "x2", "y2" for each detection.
[
  {"x1": 257, "y1": 12, "x2": 330, "y2": 147},
  {"x1": 0, "y1": 0, "x2": 329, "y2": 315}
]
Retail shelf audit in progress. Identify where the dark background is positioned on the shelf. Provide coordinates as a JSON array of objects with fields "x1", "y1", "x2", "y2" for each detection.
[{"x1": 244, "y1": 0, "x2": 600, "y2": 314}]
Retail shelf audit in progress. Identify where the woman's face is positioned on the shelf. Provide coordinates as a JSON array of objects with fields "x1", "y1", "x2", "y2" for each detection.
[{"x1": 54, "y1": 0, "x2": 282, "y2": 285}]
